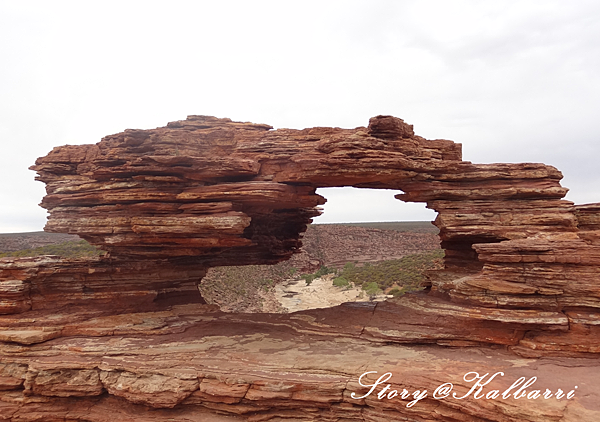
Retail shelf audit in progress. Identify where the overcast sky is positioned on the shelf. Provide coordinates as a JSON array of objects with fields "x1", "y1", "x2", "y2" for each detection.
[{"x1": 1, "y1": 0, "x2": 599, "y2": 232}]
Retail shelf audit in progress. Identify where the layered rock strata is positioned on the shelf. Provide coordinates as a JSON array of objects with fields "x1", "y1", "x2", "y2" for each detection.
[
  {"x1": 0, "y1": 256, "x2": 206, "y2": 316},
  {"x1": 31, "y1": 115, "x2": 573, "y2": 270},
  {"x1": 1, "y1": 302, "x2": 598, "y2": 422},
  {"x1": 0, "y1": 115, "x2": 598, "y2": 420}
]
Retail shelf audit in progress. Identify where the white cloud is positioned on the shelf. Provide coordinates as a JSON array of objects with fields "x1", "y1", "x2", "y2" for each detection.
[
  {"x1": 314, "y1": 187, "x2": 436, "y2": 223},
  {"x1": 1, "y1": 0, "x2": 599, "y2": 232}
]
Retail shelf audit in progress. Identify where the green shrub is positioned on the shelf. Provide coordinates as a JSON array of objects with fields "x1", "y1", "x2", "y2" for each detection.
[
  {"x1": 332, "y1": 276, "x2": 350, "y2": 288},
  {"x1": 336, "y1": 250, "x2": 444, "y2": 294},
  {"x1": 388, "y1": 287, "x2": 405, "y2": 297},
  {"x1": 343, "y1": 262, "x2": 356, "y2": 272},
  {"x1": 300, "y1": 265, "x2": 337, "y2": 286},
  {"x1": 315, "y1": 265, "x2": 334, "y2": 277},
  {"x1": 302, "y1": 274, "x2": 316, "y2": 286},
  {"x1": 362, "y1": 282, "x2": 381, "y2": 296}
]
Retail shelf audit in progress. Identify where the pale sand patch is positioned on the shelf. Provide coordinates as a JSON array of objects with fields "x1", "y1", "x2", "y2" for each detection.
[{"x1": 274, "y1": 274, "x2": 389, "y2": 313}]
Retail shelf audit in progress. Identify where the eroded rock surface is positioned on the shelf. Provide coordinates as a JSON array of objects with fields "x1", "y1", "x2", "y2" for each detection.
[{"x1": 0, "y1": 115, "x2": 598, "y2": 420}]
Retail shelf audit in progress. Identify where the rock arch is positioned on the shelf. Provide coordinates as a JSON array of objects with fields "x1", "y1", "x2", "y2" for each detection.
[
  {"x1": 27, "y1": 113, "x2": 600, "y2": 339},
  {"x1": 32, "y1": 115, "x2": 572, "y2": 271},
  {"x1": 1, "y1": 115, "x2": 599, "y2": 421}
]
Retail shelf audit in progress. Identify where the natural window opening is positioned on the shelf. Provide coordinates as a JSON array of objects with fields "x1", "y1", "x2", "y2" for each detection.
[{"x1": 199, "y1": 187, "x2": 444, "y2": 313}]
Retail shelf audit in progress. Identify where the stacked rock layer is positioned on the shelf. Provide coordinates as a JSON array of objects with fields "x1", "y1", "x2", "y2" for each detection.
[{"x1": 0, "y1": 115, "x2": 598, "y2": 421}]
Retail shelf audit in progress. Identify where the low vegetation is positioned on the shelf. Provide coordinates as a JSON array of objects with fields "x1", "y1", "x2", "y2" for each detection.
[
  {"x1": 301, "y1": 265, "x2": 335, "y2": 285},
  {"x1": 294, "y1": 249, "x2": 444, "y2": 298},
  {"x1": 324, "y1": 221, "x2": 439, "y2": 233},
  {"x1": 0, "y1": 240, "x2": 105, "y2": 258},
  {"x1": 334, "y1": 249, "x2": 444, "y2": 296},
  {"x1": 332, "y1": 276, "x2": 350, "y2": 288},
  {"x1": 200, "y1": 263, "x2": 297, "y2": 313}
]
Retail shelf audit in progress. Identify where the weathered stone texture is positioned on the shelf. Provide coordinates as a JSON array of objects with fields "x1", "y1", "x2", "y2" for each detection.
[{"x1": 0, "y1": 115, "x2": 598, "y2": 420}]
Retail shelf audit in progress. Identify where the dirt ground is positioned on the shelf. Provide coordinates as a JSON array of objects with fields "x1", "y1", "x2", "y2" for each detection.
[{"x1": 274, "y1": 274, "x2": 389, "y2": 312}]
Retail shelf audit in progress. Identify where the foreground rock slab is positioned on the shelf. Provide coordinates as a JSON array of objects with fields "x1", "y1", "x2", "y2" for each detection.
[{"x1": 0, "y1": 303, "x2": 598, "y2": 422}]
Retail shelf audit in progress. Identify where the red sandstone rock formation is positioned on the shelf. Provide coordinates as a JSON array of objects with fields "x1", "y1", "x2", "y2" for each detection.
[{"x1": 0, "y1": 115, "x2": 598, "y2": 421}]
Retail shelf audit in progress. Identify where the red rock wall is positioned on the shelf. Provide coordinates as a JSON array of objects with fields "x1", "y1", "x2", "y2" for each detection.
[
  {"x1": 1, "y1": 115, "x2": 599, "y2": 421},
  {"x1": 31, "y1": 116, "x2": 574, "y2": 271}
]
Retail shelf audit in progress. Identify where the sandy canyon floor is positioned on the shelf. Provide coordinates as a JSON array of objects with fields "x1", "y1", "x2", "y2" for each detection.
[{"x1": 274, "y1": 274, "x2": 389, "y2": 312}]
